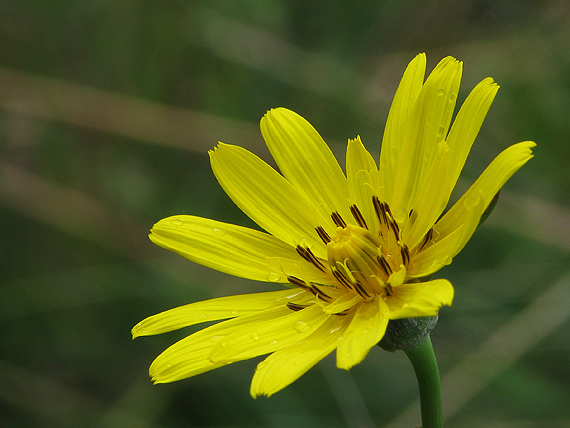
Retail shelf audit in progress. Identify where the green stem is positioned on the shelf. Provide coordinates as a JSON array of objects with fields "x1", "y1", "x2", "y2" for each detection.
[{"x1": 403, "y1": 335, "x2": 443, "y2": 428}]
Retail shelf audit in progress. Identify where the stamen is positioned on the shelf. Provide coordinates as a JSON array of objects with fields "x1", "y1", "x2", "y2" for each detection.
[
  {"x1": 287, "y1": 275, "x2": 312, "y2": 292},
  {"x1": 331, "y1": 267, "x2": 354, "y2": 290},
  {"x1": 316, "y1": 226, "x2": 331, "y2": 244},
  {"x1": 296, "y1": 245, "x2": 326, "y2": 272},
  {"x1": 400, "y1": 244, "x2": 410, "y2": 266},
  {"x1": 353, "y1": 281, "x2": 371, "y2": 298},
  {"x1": 349, "y1": 205, "x2": 368, "y2": 229},
  {"x1": 331, "y1": 212, "x2": 347, "y2": 228},
  {"x1": 311, "y1": 283, "x2": 332, "y2": 301},
  {"x1": 418, "y1": 228, "x2": 434, "y2": 250},
  {"x1": 377, "y1": 255, "x2": 392, "y2": 275},
  {"x1": 372, "y1": 196, "x2": 400, "y2": 235},
  {"x1": 287, "y1": 302, "x2": 309, "y2": 311}
]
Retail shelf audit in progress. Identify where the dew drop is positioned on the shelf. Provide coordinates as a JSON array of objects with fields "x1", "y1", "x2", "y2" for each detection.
[
  {"x1": 251, "y1": 331, "x2": 260, "y2": 341},
  {"x1": 449, "y1": 93, "x2": 457, "y2": 102},
  {"x1": 298, "y1": 237, "x2": 313, "y2": 248},
  {"x1": 212, "y1": 227, "x2": 225, "y2": 236},
  {"x1": 230, "y1": 310, "x2": 239, "y2": 316},
  {"x1": 210, "y1": 335, "x2": 224, "y2": 342},
  {"x1": 171, "y1": 219, "x2": 183, "y2": 226},
  {"x1": 266, "y1": 271, "x2": 281, "y2": 282},
  {"x1": 219, "y1": 339, "x2": 227, "y2": 347},
  {"x1": 257, "y1": 361, "x2": 267, "y2": 370},
  {"x1": 437, "y1": 125, "x2": 445, "y2": 138},
  {"x1": 394, "y1": 208, "x2": 407, "y2": 224},
  {"x1": 463, "y1": 196, "x2": 479, "y2": 210},
  {"x1": 294, "y1": 321, "x2": 310, "y2": 333},
  {"x1": 436, "y1": 88, "x2": 445, "y2": 96}
]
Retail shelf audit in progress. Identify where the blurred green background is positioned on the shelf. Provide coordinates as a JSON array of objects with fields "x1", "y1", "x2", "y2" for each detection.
[{"x1": 1, "y1": 1, "x2": 569, "y2": 427}]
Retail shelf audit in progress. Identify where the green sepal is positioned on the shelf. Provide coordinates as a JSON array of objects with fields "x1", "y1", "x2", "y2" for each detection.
[{"x1": 378, "y1": 316, "x2": 439, "y2": 352}]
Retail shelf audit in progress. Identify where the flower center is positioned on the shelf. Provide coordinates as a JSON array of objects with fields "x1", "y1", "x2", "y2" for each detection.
[{"x1": 325, "y1": 201, "x2": 409, "y2": 301}]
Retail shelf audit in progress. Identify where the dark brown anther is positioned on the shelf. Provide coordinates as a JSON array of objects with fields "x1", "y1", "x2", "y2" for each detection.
[
  {"x1": 331, "y1": 212, "x2": 347, "y2": 228},
  {"x1": 418, "y1": 228, "x2": 434, "y2": 251},
  {"x1": 354, "y1": 281, "x2": 371, "y2": 298},
  {"x1": 373, "y1": 196, "x2": 400, "y2": 235},
  {"x1": 400, "y1": 244, "x2": 410, "y2": 266},
  {"x1": 296, "y1": 245, "x2": 326, "y2": 272},
  {"x1": 331, "y1": 267, "x2": 354, "y2": 290},
  {"x1": 316, "y1": 226, "x2": 331, "y2": 244},
  {"x1": 350, "y1": 205, "x2": 368, "y2": 229},
  {"x1": 287, "y1": 302, "x2": 309, "y2": 311},
  {"x1": 377, "y1": 255, "x2": 393, "y2": 275},
  {"x1": 311, "y1": 283, "x2": 332, "y2": 301},
  {"x1": 287, "y1": 275, "x2": 312, "y2": 291}
]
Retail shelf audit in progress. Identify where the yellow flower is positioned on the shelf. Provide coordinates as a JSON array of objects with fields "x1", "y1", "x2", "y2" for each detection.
[{"x1": 132, "y1": 54, "x2": 535, "y2": 398}]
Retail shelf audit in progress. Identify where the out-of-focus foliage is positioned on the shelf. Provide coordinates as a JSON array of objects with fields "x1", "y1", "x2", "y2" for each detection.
[{"x1": 1, "y1": 1, "x2": 570, "y2": 427}]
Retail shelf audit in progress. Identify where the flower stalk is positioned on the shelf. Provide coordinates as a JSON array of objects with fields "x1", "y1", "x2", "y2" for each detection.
[{"x1": 404, "y1": 335, "x2": 443, "y2": 428}]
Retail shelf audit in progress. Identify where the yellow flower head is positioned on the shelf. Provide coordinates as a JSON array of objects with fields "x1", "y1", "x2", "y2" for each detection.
[{"x1": 132, "y1": 54, "x2": 535, "y2": 398}]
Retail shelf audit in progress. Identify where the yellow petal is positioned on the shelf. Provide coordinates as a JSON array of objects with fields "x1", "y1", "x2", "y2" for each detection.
[
  {"x1": 324, "y1": 292, "x2": 363, "y2": 314},
  {"x1": 260, "y1": 108, "x2": 351, "y2": 225},
  {"x1": 250, "y1": 314, "x2": 349, "y2": 398},
  {"x1": 407, "y1": 195, "x2": 484, "y2": 278},
  {"x1": 403, "y1": 78, "x2": 499, "y2": 248},
  {"x1": 210, "y1": 143, "x2": 327, "y2": 256},
  {"x1": 380, "y1": 53, "x2": 427, "y2": 203},
  {"x1": 336, "y1": 298, "x2": 389, "y2": 370},
  {"x1": 387, "y1": 279, "x2": 454, "y2": 319},
  {"x1": 150, "y1": 215, "x2": 307, "y2": 283},
  {"x1": 444, "y1": 78, "x2": 500, "y2": 199},
  {"x1": 210, "y1": 304, "x2": 329, "y2": 363},
  {"x1": 346, "y1": 136, "x2": 381, "y2": 232},
  {"x1": 150, "y1": 305, "x2": 294, "y2": 383},
  {"x1": 390, "y1": 57, "x2": 463, "y2": 222},
  {"x1": 436, "y1": 141, "x2": 536, "y2": 242},
  {"x1": 132, "y1": 289, "x2": 310, "y2": 338}
]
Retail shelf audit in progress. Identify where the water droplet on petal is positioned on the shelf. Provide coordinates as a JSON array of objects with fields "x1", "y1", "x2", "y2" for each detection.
[
  {"x1": 230, "y1": 310, "x2": 239, "y2": 316},
  {"x1": 298, "y1": 237, "x2": 313, "y2": 248},
  {"x1": 171, "y1": 219, "x2": 183, "y2": 226},
  {"x1": 463, "y1": 196, "x2": 479, "y2": 210},
  {"x1": 210, "y1": 335, "x2": 224, "y2": 342},
  {"x1": 212, "y1": 227, "x2": 225, "y2": 236},
  {"x1": 266, "y1": 271, "x2": 282, "y2": 282},
  {"x1": 436, "y1": 88, "x2": 445, "y2": 96},
  {"x1": 219, "y1": 340, "x2": 227, "y2": 347},
  {"x1": 251, "y1": 331, "x2": 260, "y2": 341},
  {"x1": 394, "y1": 208, "x2": 407, "y2": 224},
  {"x1": 449, "y1": 93, "x2": 457, "y2": 102},
  {"x1": 257, "y1": 361, "x2": 267, "y2": 370},
  {"x1": 294, "y1": 321, "x2": 310, "y2": 333},
  {"x1": 437, "y1": 125, "x2": 445, "y2": 138}
]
